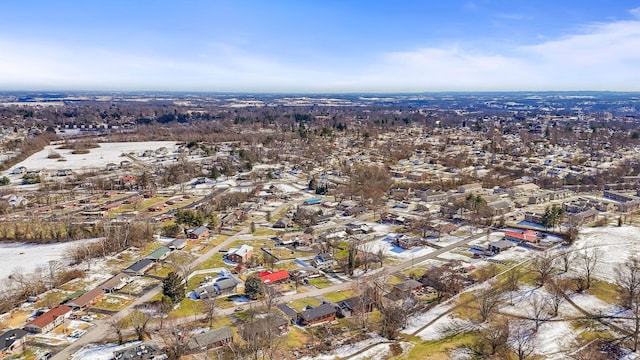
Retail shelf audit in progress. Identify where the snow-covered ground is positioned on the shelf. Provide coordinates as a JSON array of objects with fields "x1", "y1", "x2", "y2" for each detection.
[
  {"x1": 362, "y1": 235, "x2": 435, "y2": 260},
  {"x1": 6, "y1": 141, "x2": 178, "y2": 173},
  {"x1": 573, "y1": 225, "x2": 640, "y2": 281},
  {"x1": 0, "y1": 239, "x2": 97, "y2": 279}
]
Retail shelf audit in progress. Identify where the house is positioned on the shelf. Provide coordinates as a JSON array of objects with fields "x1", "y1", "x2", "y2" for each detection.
[
  {"x1": 273, "y1": 217, "x2": 292, "y2": 229},
  {"x1": 569, "y1": 208, "x2": 599, "y2": 225},
  {"x1": 304, "y1": 198, "x2": 323, "y2": 206},
  {"x1": 114, "y1": 342, "x2": 167, "y2": 360},
  {"x1": 168, "y1": 238, "x2": 187, "y2": 250},
  {"x1": 99, "y1": 273, "x2": 131, "y2": 293},
  {"x1": 344, "y1": 206, "x2": 366, "y2": 216},
  {"x1": 289, "y1": 266, "x2": 321, "y2": 281},
  {"x1": 504, "y1": 230, "x2": 538, "y2": 243},
  {"x1": 226, "y1": 244, "x2": 253, "y2": 264},
  {"x1": 124, "y1": 258, "x2": 155, "y2": 276},
  {"x1": 220, "y1": 213, "x2": 238, "y2": 228},
  {"x1": 187, "y1": 226, "x2": 209, "y2": 240},
  {"x1": 66, "y1": 287, "x2": 105, "y2": 310},
  {"x1": 186, "y1": 326, "x2": 233, "y2": 352},
  {"x1": 524, "y1": 212, "x2": 544, "y2": 224},
  {"x1": 194, "y1": 278, "x2": 238, "y2": 299},
  {"x1": 393, "y1": 279, "x2": 423, "y2": 297},
  {"x1": 145, "y1": 246, "x2": 172, "y2": 261},
  {"x1": 457, "y1": 183, "x2": 483, "y2": 193},
  {"x1": 487, "y1": 200, "x2": 513, "y2": 216},
  {"x1": 258, "y1": 270, "x2": 290, "y2": 285},
  {"x1": 336, "y1": 296, "x2": 375, "y2": 318},
  {"x1": 0, "y1": 329, "x2": 28, "y2": 357},
  {"x1": 120, "y1": 160, "x2": 132, "y2": 168},
  {"x1": 297, "y1": 302, "x2": 337, "y2": 326},
  {"x1": 241, "y1": 314, "x2": 289, "y2": 339},
  {"x1": 105, "y1": 163, "x2": 118, "y2": 171},
  {"x1": 277, "y1": 304, "x2": 298, "y2": 321},
  {"x1": 396, "y1": 235, "x2": 423, "y2": 250},
  {"x1": 488, "y1": 240, "x2": 514, "y2": 254},
  {"x1": 24, "y1": 305, "x2": 72, "y2": 333},
  {"x1": 310, "y1": 253, "x2": 336, "y2": 270}
]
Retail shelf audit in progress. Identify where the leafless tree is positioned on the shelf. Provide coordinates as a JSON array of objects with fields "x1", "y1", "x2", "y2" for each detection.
[
  {"x1": 130, "y1": 309, "x2": 152, "y2": 341},
  {"x1": 531, "y1": 252, "x2": 556, "y2": 287},
  {"x1": 558, "y1": 248, "x2": 574, "y2": 273},
  {"x1": 503, "y1": 267, "x2": 521, "y2": 305},
  {"x1": 509, "y1": 320, "x2": 536, "y2": 360},
  {"x1": 159, "y1": 320, "x2": 192, "y2": 360},
  {"x1": 545, "y1": 282, "x2": 565, "y2": 317},
  {"x1": 201, "y1": 296, "x2": 217, "y2": 328},
  {"x1": 109, "y1": 317, "x2": 128, "y2": 345},
  {"x1": 576, "y1": 248, "x2": 601, "y2": 291},
  {"x1": 475, "y1": 282, "x2": 504, "y2": 322},
  {"x1": 527, "y1": 293, "x2": 548, "y2": 331},
  {"x1": 469, "y1": 317, "x2": 510, "y2": 357},
  {"x1": 615, "y1": 255, "x2": 640, "y2": 308}
]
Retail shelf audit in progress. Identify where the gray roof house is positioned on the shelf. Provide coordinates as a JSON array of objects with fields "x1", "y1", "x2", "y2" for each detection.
[
  {"x1": 186, "y1": 326, "x2": 233, "y2": 352},
  {"x1": 124, "y1": 258, "x2": 155, "y2": 276}
]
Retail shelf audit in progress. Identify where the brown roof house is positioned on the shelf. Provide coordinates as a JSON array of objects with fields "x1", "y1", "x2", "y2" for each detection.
[
  {"x1": 66, "y1": 287, "x2": 105, "y2": 310},
  {"x1": 297, "y1": 302, "x2": 337, "y2": 326},
  {"x1": 99, "y1": 273, "x2": 131, "y2": 293},
  {"x1": 24, "y1": 305, "x2": 72, "y2": 333}
]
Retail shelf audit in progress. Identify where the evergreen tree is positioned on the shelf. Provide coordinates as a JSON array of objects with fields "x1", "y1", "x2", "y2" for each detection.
[
  {"x1": 163, "y1": 272, "x2": 185, "y2": 304},
  {"x1": 244, "y1": 276, "x2": 263, "y2": 300}
]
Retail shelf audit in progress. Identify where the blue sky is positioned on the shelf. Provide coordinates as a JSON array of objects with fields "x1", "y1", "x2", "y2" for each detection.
[{"x1": 2, "y1": 1, "x2": 640, "y2": 92}]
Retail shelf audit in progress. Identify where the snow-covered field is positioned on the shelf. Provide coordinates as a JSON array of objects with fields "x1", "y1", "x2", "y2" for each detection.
[
  {"x1": 0, "y1": 239, "x2": 96, "y2": 279},
  {"x1": 574, "y1": 225, "x2": 640, "y2": 281},
  {"x1": 6, "y1": 141, "x2": 179, "y2": 173}
]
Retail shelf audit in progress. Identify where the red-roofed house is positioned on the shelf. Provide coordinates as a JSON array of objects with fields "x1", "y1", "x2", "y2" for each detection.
[
  {"x1": 504, "y1": 230, "x2": 538, "y2": 243},
  {"x1": 24, "y1": 305, "x2": 72, "y2": 333},
  {"x1": 259, "y1": 270, "x2": 290, "y2": 285}
]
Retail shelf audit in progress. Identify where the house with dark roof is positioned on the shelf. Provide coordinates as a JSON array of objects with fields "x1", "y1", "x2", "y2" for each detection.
[
  {"x1": 272, "y1": 217, "x2": 292, "y2": 229},
  {"x1": 124, "y1": 258, "x2": 155, "y2": 276},
  {"x1": 186, "y1": 326, "x2": 233, "y2": 353},
  {"x1": 488, "y1": 239, "x2": 514, "y2": 254},
  {"x1": 297, "y1": 302, "x2": 337, "y2": 326},
  {"x1": 336, "y1": 296, "x2": 375, "y2": 318},
  {"x1": 194, "y1": 278, "x2": 238, "y2": 299},
  {"x1": 241, "y1": 314, "x2": 289, "y2": 340},
  {"x1": 100, "y1": 273, "x2": 132, "y2": 293},
  {"x1": 187, "y1": 226, "x2": 209, "y2": 240},
  {"x1": 277, "y1": 304, "x2": 298, "y2": 321},
  {"x1": 0, "y1": 329, "x2": 28, "y2": 357},
  {"x1": 66, "y1": 287, "x2": 105, "y2": 310},
  {"x1": 168, "y1": 238, "x2": 187, "y2": 250},
  {"x1": 24, "y1": 305, "x2": 72, "y2": 333}
]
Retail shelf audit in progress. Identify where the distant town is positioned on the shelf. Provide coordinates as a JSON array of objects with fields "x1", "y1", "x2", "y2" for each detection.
[{"x1": 0, "y1": 92, "x2": 639, "y2": 360}]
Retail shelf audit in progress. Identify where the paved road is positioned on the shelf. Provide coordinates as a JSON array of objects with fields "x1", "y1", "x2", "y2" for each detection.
[
  {"x1": 54, "y1": 203, "x2": 482, "y2": 359},
  {"x1": 52, "y1": 198, "x2": 291, "y2": 360}
]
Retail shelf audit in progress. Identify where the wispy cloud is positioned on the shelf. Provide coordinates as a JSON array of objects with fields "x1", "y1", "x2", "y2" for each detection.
[{"x1": 2, "y1": 7, "x2": 640, "y2": 91}]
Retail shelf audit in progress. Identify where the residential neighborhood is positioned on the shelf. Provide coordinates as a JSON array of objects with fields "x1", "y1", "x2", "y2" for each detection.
[{"x1": 0, "y1": 92, "x2": 638, "y2": 359}]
